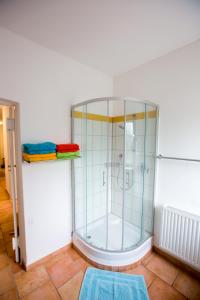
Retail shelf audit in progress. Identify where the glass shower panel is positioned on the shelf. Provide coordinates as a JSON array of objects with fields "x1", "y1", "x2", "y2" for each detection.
[
  {"x1": 109, "y1": 100, "x2": 124, "y2": 250},
  {"x1": 123, "y1": 101, "x2": 146, "y2": 249},
  {"x1": 72, "y1": 104, "x2": 87, "y2": 238},
  {"x1": 84, "y1": 100, "x2": 109, "y2": 249},
  {"x1": 143, "y1": 104, "x2": 157, "y2": 236}
]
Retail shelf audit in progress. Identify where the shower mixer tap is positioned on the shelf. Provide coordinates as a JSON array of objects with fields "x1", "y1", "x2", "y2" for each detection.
[{"x1": 139, "y1": 164, "x2": 149, "y2": 174}]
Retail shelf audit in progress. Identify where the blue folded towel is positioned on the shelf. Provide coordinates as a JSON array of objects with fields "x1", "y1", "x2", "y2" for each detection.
[
  {"x1": 79, "y1": 267, "x2": 149, "y2": 300},
  {"x1": 24, "y1": 150, "x2": 56, "y2": 154},
  {"x1": 23, "y1": 142, "x2": 56, "y2": 154}
]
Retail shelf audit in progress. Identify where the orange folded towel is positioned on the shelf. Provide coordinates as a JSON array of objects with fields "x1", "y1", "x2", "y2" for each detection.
[{"x1": 23, "y1": 153, "x2": 57, "y2": 162}]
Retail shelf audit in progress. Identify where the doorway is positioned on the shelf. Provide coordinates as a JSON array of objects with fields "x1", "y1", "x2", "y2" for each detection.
[{"x1": 0, "y1": 99, "x2": 25, "y2": 265}]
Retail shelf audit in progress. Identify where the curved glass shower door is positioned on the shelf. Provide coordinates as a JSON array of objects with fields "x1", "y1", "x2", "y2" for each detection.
[
  {"x1": 123, "y1": 100, "x2": 146, "y2": 249},
  {"x1": 85, "y1": 100, "x2": 110, "y2": 249},
  {"x1": 72, "y1": 100, "x2": 110, "y2": 250},
  {"x1": 72, "y1": 98, "x2": 157, "y2": 252}
]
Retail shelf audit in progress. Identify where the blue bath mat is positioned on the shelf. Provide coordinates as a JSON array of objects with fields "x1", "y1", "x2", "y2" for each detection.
[{"x1": 79, "y1": 267, "x2": 149, "y2": 300}]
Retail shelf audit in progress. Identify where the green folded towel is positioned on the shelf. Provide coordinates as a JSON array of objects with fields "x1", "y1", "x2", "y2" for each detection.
[{"x1": 56, "y1": 151, "x2": 80, "y2": 159}]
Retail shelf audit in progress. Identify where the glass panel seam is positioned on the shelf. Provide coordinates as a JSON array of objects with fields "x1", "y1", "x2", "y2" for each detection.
[
  {"x1": 151, "y1": 107, "x2": 159, "y2": 234},
  {"x1": 121, "y1": 100, "x2": 126, "y2": 250},
  {"x1": 141, "y1": 104, "x2": 147, "y2": 242},
  {"x1": 106, "y1": 99, "x2": 109, "y2": 249},
  {"x1": 85, "y1": 104, "x2": 88, "y2": 239}
]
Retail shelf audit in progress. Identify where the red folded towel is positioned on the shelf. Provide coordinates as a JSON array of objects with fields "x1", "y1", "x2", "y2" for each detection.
[{"x1": 56, "y1": 144, "x2": 80, "y2": 152}]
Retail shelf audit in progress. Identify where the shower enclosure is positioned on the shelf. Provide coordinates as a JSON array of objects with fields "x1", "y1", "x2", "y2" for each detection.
[{"x1": 71, "y1": 97, "x2": 158, "y2": 267}]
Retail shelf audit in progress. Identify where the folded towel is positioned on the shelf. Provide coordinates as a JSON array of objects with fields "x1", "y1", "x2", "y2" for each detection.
[
  {"x1": 23, "y1": 142, "x2": 56, "y2": 154},
  {"x1": 23, "y1": 153, "x2": 57, "y2": 162},
  {"x1": 56, "y1": 151, "x2": 80, "y2": 159},
  {"x1": 24, "y1": 150, "x2": 56, "y2": 154},
  {"x1": 56, "y1": 149, "x2": 80, "y2": 153},
  {"x1": 56, "y1": 144, "x2": 80, "y2": 152}
]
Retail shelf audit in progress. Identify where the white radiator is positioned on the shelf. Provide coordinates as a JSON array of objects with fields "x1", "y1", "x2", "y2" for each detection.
[{"x1": 158, "y1": 205, "x2": 200, "y2": 270}]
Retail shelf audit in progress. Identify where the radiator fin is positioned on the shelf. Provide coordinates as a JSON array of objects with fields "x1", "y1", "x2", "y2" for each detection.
[{"x1": 159, "y1": 206, "x2": 200, "y2": 270}]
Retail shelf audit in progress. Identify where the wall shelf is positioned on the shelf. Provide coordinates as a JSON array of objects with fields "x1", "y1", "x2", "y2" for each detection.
[{"x1": 23, "y1": 156, "x2": 81, "y2": 163}]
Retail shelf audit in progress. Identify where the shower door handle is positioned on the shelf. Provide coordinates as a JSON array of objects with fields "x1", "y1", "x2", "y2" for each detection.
[
  {"x1": 126, "y1": 170, "x2": 130, "y2": 188},
  {"x1": 102, "y1": 171, "x2": 106, "y2": 186}
]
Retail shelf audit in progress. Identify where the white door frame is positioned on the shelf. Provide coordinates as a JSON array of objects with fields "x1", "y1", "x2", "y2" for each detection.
[{"x1": 0, "y1": 98, "x2": 26, "y2": 265}]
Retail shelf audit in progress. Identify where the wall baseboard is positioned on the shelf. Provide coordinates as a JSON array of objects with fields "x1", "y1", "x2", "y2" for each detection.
[
  {"x1": 153, "y1": 246, "x2": 200, "y2": 280},
  {"x1": 24, "y1": 243, "x2": 72, "y2": 271}
]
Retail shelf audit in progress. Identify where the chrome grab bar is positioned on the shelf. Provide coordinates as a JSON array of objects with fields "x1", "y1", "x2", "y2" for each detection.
[{"x1": 156, "y1": 154, "x2": 200, "y2": 163}]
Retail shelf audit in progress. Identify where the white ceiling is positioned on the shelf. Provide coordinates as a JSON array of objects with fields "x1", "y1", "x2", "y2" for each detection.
[{"x1": 0, "y1": 0, "x2": 200, "y2": 76}]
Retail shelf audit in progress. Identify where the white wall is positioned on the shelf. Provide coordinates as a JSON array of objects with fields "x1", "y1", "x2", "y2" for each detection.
[
  {"x1": 0, "y1": 27, "x2": 113, "y2": 265},
  {"x1": 114, "y1": 40, "x2": 200, "y2": 220}
]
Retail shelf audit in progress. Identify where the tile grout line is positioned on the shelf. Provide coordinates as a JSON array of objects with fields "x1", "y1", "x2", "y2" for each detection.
[
  {"x1": 17, "y1": 276, "x2": 56, "y2": 299},
  {"x1": 145, "y1": 263, "x2": 189, "y2": 299},
  {"x1": 20, "y1": 285, "x2": 44, "y2": 299},
  {"x1": 171, "y1": 271, "x2": 189, "y2": 299},
  {"x1": 136, "y1": 262, "x2": 155, "y2": 287},
  {"x1": 45, "y1": 262, "x2": 62, "y2": 299},
  {"x1": 144, "y1": 258, "x2": 173, "y2": 290},
  {"x1": 145, "y1": 253, "x2": 184, "y2": 286},
  {"x1": 14, "y1": 265, "x2": 52, "y2": 299},
  {"x1": 144, "y1": 264, "x2": 173, "y2": 287},
  {"x1": 147, "y1": 276, "x2": 157, "y2": 291},
  {"x1": 44, "y1": 251, "x2": 87, "y2": 298},
  {"x1": 172, "y1": 269, "x2": 180, "y2": 287},
  {"x1": 143, "y1": 263, "x2": 158, "y2": 290}
]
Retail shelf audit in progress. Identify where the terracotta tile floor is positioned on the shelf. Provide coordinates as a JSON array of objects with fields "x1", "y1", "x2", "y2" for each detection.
[
  {"x1": 0, "y1": 178, "x2": 15, "y2": 261},
  {"x1": 0, "y1": 179, "x2": 200, "y2": 299}
]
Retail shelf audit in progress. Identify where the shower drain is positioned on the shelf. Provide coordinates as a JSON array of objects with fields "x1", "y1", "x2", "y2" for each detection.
[{"x1": 87, "y1": 235, "x2": 91, "y2": 239}]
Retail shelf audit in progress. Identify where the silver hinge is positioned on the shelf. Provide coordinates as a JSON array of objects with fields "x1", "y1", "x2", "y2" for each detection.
[
  {"x1": 6, "y1": 118, "x2": 15, "y2": 131},
  {"x1": 12, "y1": 236, "x2": 19, "y2": 250}
]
